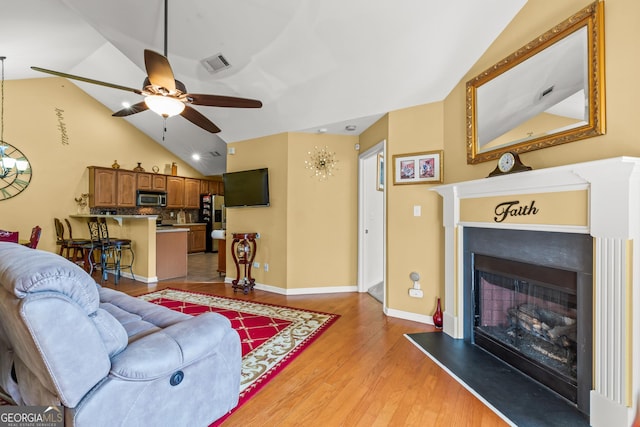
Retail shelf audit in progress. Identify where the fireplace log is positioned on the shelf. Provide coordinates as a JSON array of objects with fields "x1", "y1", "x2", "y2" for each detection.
[
  {"x1": 547, "y1": 323, "x2": 577, "y2": 342},
  {"x1": 508, "y1": 303, "x2": 577, "y2": 348}
]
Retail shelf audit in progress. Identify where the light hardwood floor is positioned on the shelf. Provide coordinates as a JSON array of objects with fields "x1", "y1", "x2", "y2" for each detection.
[{"x1": 99, "y1": 257, "x2": 507, "y2": 427}]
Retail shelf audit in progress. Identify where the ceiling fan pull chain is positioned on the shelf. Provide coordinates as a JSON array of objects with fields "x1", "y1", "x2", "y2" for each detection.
[{"x1": 162, "y1": 117, "x2": 167, "y2": 141}]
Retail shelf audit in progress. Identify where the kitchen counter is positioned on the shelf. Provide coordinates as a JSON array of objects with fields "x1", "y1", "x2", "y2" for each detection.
[{"x1": 156, "y1": 227, "x2": 189, "y2": 233}]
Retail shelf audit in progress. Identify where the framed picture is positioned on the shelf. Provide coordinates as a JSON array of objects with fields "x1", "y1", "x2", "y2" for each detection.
[
  {"x1": 392, "y1": 150, "x2": 443, "y2": 185},
  {"x1": 376, "y1": 152, "x2": 384, "y2": 191}
]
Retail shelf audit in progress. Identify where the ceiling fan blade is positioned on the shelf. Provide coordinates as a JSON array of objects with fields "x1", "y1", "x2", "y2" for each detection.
[
  {"x1": 112, "y1": 102, "x2": 149, "y2": 117},
  {"x1": 144, "y1": 49, "x2": 176, "y2": 92},
  {"x1": 181, "y1": 105, "x2": 221, "y2": 133},
  {"x1": 188, "y1": 93, "x2": 263, "y2": 108},
  {"x1": 31, "y1": 66, "x2": 143, "y2": 94}
]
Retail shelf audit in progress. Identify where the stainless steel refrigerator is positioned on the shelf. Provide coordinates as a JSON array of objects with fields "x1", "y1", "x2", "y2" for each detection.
[{"x1": 199, "y1": 193, "x2": 225, "y2": 252}]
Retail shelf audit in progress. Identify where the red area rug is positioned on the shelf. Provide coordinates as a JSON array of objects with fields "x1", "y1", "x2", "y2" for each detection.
[{"x1": 139, "y1": 288, "x2": 340, "y2": 426}]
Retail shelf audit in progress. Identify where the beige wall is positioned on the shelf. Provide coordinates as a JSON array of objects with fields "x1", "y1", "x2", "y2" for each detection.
[
  {"x1": 226, "y1": 133, "x2": 289, "y2": 289},
  {"x1": 0, "y1": 77, "x2": 203, "y2": 253},
  {"x1": 386, "y1": 103, "x2": 445, "y2": 316},
  {"x1": 226, "y1": 132, "x2": 359, "y2": 290}
]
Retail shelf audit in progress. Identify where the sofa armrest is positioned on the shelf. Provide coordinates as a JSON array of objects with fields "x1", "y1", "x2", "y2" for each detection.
[{"x1": 110, "y1": 312, "x2": 236, "y2": 380}]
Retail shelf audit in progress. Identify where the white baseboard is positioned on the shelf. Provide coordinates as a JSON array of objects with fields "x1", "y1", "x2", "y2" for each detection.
[
  {"x1": 224, "y1": 277, "x2": 357, "y2": 295},
  {"x1": 385, "y1": 307, "x2": 433, "y2": 325},
  {"x1": 103, "y1": 270, "x2": 158, "y2": 284}
]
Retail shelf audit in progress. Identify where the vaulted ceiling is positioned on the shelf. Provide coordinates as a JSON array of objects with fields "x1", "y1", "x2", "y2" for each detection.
[{"x1": 1, "y1": 0, "x2": 526, "y2": 175}]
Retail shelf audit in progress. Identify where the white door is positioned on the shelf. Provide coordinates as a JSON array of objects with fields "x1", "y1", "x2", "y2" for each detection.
[{"x1": 358, "y1": 141, "x2": 385, "y2": 299}]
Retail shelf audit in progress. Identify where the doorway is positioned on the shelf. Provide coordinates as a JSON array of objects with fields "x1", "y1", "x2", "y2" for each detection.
[{"x1": 357, "y1": 140, "x2": 386, "y2": 305}]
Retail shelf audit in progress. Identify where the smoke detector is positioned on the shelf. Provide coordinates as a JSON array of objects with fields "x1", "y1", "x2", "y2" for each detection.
[{"x1": 201, "y1": 53, "x2": 232, "y2": 74}]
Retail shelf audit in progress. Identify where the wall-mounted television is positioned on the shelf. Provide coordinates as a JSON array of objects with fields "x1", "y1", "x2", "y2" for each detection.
[{"x1": 223, "y1": 168, "x2": 270, "y2": 208}]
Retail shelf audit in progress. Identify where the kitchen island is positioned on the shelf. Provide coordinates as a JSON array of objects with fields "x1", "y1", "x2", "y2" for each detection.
[{"x1": 156, "y1": 227, "x2": 189, "y2": 280}]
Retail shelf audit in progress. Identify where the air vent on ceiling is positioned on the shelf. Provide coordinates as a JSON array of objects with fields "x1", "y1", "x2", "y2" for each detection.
[
  {"x1": 209, "y1": 151, "x2": 221, "y2": 157},
  {"x1": 201, "y1": 53, "x2": 232, "y2": 74}
]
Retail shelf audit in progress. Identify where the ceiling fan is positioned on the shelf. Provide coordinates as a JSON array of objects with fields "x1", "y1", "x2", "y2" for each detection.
[{"x1": 30, "y1": 1, "x2": 262, "y2": 134}]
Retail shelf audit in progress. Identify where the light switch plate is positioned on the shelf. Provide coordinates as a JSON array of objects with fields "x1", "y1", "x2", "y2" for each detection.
[{"x1": 413, "y1": 205, "x2": 421, "y2": 216}]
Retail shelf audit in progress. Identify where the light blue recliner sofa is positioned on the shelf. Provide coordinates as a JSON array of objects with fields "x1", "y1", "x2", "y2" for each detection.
[{"x1": 0, "y1": 243, "x2": 241, "y2": 426}]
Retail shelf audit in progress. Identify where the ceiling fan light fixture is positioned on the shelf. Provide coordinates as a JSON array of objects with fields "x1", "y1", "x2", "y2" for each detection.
[{"x1": 144, "y1": 95, "x2": 185, "y2": 117}]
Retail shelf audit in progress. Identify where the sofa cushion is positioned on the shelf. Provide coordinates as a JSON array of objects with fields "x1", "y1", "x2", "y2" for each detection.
[{"x1": 0, "y1": 243, "x2": 99, "y2": 315}]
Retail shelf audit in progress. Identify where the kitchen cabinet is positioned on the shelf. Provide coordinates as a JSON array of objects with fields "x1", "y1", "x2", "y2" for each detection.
[
  {"x1": 200, "y1": 180, "x2": 210, "y2": 195},
  {"x1": 137, "y1": 173, "x2": 167, "y2": 191},
  {"x1": 88, "y1": 167, "x2": 136, "y2": 207},
  {"x1": 175, "y1": 224, "x2": 207, "y2": 253},
  {"x1": 184, "y1": 178, "x2": 201, "y2": 209},
  {"x1": 116, "y1": 170, "x2": 137, "y2": 207},
  {"x1": 166, "y1": 176, "x2": 184, "y2": 208},
  {"x1": 89, "y1": 167, "x2": 117, "y2": 207},
  {"x1": 199, "y1": 179, "x2": 223, "y2": 195},
  {"x1": 188, "y1": 224, "x2": 207, "y2": 253}
]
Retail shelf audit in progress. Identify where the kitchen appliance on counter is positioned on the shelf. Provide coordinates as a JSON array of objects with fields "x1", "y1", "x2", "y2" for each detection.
[{"x1": 199, "y1": 194, "x2": 225, "y2": 252}]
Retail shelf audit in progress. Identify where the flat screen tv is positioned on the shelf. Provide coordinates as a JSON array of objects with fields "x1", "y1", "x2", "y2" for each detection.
[{"x1": 223, "y1": 168, "x2": 270, "y2": 208}]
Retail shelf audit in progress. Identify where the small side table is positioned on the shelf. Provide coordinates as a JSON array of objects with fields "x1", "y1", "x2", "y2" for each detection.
[{"x1": 231, "y1": 232, "x2": 257, "y2": 294}]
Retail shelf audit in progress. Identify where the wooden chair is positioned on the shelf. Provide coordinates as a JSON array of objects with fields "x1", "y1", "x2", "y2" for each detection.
[
  {"x1": 54, "y1": 218, "x2": 92, "y2": 269},
  {"x1": 22, "y1": 226, "x2": 41, "y2": 249},
  {"x1": 0, "y1": 230, "x2": 19, "y2": 243}
]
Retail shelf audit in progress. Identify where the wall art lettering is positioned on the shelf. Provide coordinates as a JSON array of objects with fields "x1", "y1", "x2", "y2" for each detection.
[
  {"x1": 494, "y1": 200, "x2": 539, "y2": 223},
  {"x1": 55, "y1": 108, "x2": 69, "y2": 145}
]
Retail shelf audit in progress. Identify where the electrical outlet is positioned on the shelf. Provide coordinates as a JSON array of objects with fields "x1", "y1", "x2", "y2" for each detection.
[
  {"x1": 264, "y1": 263, "x2": 269, "y2": 272},
  {"x1": 409, "y1": 288, "x2": 423, "y2": 298},
  {"x1": 253, "y1": 261, "x2": 260, "y2": 268}
]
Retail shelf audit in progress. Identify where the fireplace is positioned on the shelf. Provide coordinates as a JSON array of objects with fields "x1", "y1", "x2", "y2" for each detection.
[
  {"x1": 474, "y1": 254, "x2": 581, "y2": 404},
  {"x1": 433, "y1": 158, "x2": 640, "y2": 426},
  {"x1": 464, "y1": 228, "x2": 592, "y2": 414}
]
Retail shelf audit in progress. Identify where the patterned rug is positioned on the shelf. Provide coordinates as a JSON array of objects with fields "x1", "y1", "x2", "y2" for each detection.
[
  {"x1": 140, "y1": 288, "x2": 340, "y2": 425},
  {"x1": 0, "y1": 288, "x2": 339, "y2": 425}
]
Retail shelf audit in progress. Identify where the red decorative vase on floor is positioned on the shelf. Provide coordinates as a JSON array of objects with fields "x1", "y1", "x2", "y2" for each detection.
[{"x1": 433, "y1": 297, "x2": 443, "y2": 329}]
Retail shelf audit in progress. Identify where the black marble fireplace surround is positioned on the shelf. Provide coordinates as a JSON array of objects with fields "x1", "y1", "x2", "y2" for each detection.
[{"x1": 463, "y1": 227, "x2": 593, "y2": 415}]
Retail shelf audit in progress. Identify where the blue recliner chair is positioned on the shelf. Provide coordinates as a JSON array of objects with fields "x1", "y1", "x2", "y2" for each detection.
[{"x1": 0, "y1": 243, "x2": 241, "y2": 426}]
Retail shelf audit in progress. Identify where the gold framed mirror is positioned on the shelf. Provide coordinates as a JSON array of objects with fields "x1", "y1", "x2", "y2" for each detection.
[{"x1": 466, "y1": 1, "x2": 605, "y2": 164}]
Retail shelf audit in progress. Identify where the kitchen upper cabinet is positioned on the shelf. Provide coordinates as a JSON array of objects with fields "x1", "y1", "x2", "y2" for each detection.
[
  {"x1": 200, "y1": 180, "x2": 210, "y2": 195},
  {"x1": 88, "y1": 167, "x2": 136, "y2": 207},
  {"x1": 137, "y1": 173, "x2": 167, "y2": 191},
  {"x1": 116, "y1": 170, "x2": 137, "y2": 207},
  {"x1": 166, "y1": 176, "x2": 185, "y2": 208},
  {"x1": 89, "y1": 167, "x2": 117, "y2": 207},
  {"x1": 184, "y1": 178, "x2": 201, "y2": 209}
]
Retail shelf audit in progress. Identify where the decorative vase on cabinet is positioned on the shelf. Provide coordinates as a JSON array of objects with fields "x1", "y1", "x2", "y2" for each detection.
[{"x1": 433, "y1": 297, "x2": 443, "y2": 329}]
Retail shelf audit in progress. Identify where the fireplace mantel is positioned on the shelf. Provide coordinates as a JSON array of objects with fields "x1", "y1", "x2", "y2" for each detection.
[{"x1": 433, "y1": 157, "x2": 640, "y2": 427}]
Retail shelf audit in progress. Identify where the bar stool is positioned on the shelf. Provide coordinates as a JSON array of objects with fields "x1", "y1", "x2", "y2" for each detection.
[
  {"x1": 87, "y1": 218, "x2": 135, "y2": 284},
  {"x1": 54, "y1": 218, "x2": 92, "y2": 269}
]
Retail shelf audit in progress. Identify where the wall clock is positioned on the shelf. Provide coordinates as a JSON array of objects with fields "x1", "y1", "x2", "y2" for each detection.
[
  {"x1": 488, "y1": 151, "x2": 531, "y2": 177},
  {"x1": 0, "y1": 142, "x2": 32, "y2": 200}
]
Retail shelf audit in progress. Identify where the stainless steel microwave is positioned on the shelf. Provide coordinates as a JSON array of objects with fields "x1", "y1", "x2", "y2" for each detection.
[{"x1": 136, "y1": 191, "x2": 167, "y2": 207}]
